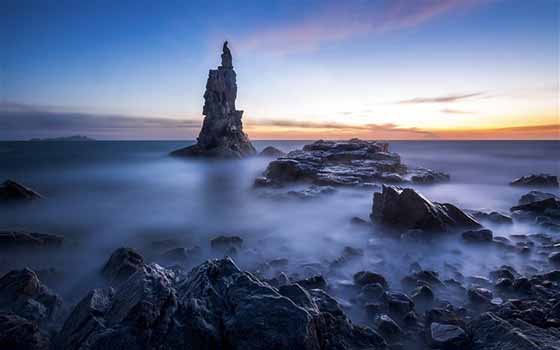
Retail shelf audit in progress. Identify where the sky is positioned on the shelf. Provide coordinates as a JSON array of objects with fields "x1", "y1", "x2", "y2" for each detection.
[{"x1": 0, "y1": 0, "x2": 558, "y2": 140}]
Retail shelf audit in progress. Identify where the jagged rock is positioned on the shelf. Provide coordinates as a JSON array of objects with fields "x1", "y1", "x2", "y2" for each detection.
[
  {"x1": 371, "y1": 186, "x2": 481, "y2": 233},
  {"x1": 0, "y1": 268, "x2": 63, "y2": 329},
  {"x1": 428, "y1": 322, "x2": 468, "y2": 349},
  {"x1": 259, "y1": 146, "x2": 286, "y2": 157},
  {"x1": 0, "y1": 180, "x2": 42, "y2": 203},
  {"x1": 256, "y1": 139, "x2": 448, "y2": 188},
  {"x1": 519, "y1": 191, "x2": 559, "y2": 205},
  {"x1": 56, "y1": 258, "x2": 386, "y2": 350},
  {"x1": 468, "y1": 210, "x2": 513, "y2": 225},
  {"x1": 294, "y1": 275, "x2": 328, "y2": 290},
  {"x1": 462, "y1": 229, "x2": 493, "y2": 243},
  {"x1": 510, "y1": 174, "x2": 559, "y2": 187},
  {"x1": 468, "y1": 287, "x2": 493, "y2": 305},
  {"x1": 376, "y1": 314, "x2": 403, "y2": 343},
  {"x1": 511, "y1": 197, "x2": 560, "y2": 214},
  {"x1": 469, "y1": 312, "x2": 560, "y2": 350},
  {"x1": 171, "y1": 42, "x2": 255, "y2": 159},
  {"x1": 383, "y1": 291, "x2": 414, "y2": 317},
  {"x1": 0, "y1": 312, "x2": 50, "y2": 350},
  {"x1": 0, "y1": 231, "x2": 63, "y2": 249},
  {"x1": 101, "y1": 247, "x2": 145, "y2": 283}
]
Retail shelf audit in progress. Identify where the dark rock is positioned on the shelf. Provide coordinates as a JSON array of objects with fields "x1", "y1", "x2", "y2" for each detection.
[
  {"x1": 210, "y1": 235, "x2": 243, "y2": 251},
  {"x1": 495, "y1": 278, "x2": 513, "y2": 290},
  {"x1": 0, "y1": 312, "x2": 50, "y2": 350},
  {"x1": 549, "y1": 251, "x2": 560, "y2": 265},
  {"x1": 512, "y1": 278, "x2": 532, "y2": 294},
  {"x1": 354, "y1": 271, "x2": 389, "y2": 288},
  {"x1": 101, "y1": 247, "x2": 145, "y2": 283},
  {"x1": 360, "y1": 283, "x2": 385, "y2": 300},
  {"x1": 0, "y1": 180, "x2": 42, "y2": 203},
  {"x1": 468, "y1": 287, "x2": 493, "y2": 305},
  {"x1": 376, "y1": 314, "x2": 403, "y2": 343},
  {"x1": 511, "y1": 197, "x2": 560, "y2": 214},
  {"x1": 383, "y1": 291, "x2": 414, "y2": 317},
  {"x1": 351, "y1": 216, "x2": 370, "y2": 225},
  {"x1": 256, "y1": 138, "x2": 447, "y2": 188},
  {"x1": 342, "y1": 246, "x2": 364, "y2": 258},
  {"x1": 510, "y1": 173, "x2": 559, "y2": 187},
  {"x1": 519, "y1": 190, "x2": 559, "y2": 205},
  {"x1": 410, "y1": 169, "x2": 450, "y2": 184},
  {"x1": 468, "y1": 210, "x2": 513, "y2": 225},
  {"x1": 259, "y1": 146, "x2": 286, "y2": 157},
  {"x1": 371, "y1": 186, "x2": 481, "y2": 233},
  {"x1": 0, "y1": 268, "x2": 63, "y2": 328},
  {"x1": 462, "y1": 229, "x2": 493, "y2": 243},
  {"x1": 171, "y1": 41, "x2": 256, "y2": 159},
  {"x1": 160, "y1": 246, "x2": 199, "y2": 262},
  {"x1": 56, "y1": 258, "x2": 386, "y2": 350},
  {"x1": 411, "y1": 285, "x2": 434, "y2": 304},
  {"x1": 428, "y1": 322, "x2": 468, "y2": 349},
  {"x1": 0, "y1": 231, "x2": 63, "y2": 249},
  {"x1": 294, "y1": 275, "x2": 327, "y2": 290},
  {"x1": 286, "y1": 185, "x2": 336, "y2": 200}
]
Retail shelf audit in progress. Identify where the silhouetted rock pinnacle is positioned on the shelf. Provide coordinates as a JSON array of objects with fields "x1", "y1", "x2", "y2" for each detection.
[{"x1": 171, "y1": 41, "x2": 255, "y2": 159}]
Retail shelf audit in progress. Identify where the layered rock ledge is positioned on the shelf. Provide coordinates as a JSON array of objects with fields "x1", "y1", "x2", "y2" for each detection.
[{"x1": 255, "y1": 139, "x2": 449, "y2": 188}]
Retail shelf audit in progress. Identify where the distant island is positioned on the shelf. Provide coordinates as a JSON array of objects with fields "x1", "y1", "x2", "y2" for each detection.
[{"x1": 29, "y1": 135, "x2": 96, "y2": 142}]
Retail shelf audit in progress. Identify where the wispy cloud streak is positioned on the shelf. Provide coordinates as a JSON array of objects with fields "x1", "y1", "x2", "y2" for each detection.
[{"x1": 397, "y1": 92, "x2": 484, "y2": 104}]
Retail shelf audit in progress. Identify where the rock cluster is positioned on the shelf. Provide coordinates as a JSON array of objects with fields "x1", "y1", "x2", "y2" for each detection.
[
  {"x1": 371, "y1": 185, "x2": 481, "y2": 233},
  {"x1": 255, "y1": 139, "x2": 449, "y2": 188},
  {"x1": 0, "y1": 230, "x2": 63, "y2": 250},
  {"x1": 510, "y1": 173, "x2": 559, "y2": 187},
  {"x1": 171, "y1": 42, "x2": 255, "y2": 159}
]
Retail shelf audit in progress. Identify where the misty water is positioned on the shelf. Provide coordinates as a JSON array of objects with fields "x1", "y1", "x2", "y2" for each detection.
[{"x1": 1, "y1": 140, "x2": 559, "y2": 323}]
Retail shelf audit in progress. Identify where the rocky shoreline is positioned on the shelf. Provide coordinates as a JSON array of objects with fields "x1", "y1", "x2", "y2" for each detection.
[{"x1": 1, "y1": 139, "x2": 559, "y2": 349}]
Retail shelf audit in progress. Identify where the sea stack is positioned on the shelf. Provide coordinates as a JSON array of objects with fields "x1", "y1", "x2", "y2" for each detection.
[{"x1": 171, "y1": 41, "x2": 256, "y2": 159}]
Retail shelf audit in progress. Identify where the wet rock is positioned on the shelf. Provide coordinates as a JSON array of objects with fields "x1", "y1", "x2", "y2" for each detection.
[
  {"x1": 256, "y1": 138, "x2": 447, "y2": 188},
  {"x1": 210, "y1": 235, "x2": 243, "y2": 251},
  {"x1": 510, "y1": 173, "x2": 559, "y2": 187},
  {"x1": 354, "y1": 271, "x2": 389, "y2": 289},
  {"x1": 376, "y1": 314, "x2": 403, "y2": 343},
  {"x1": 549, "y1": 251, "x2": 560, "y2": 265},
  {"x1": 0, "y1": 268, "x2": 63, "y2": 328},
  {"x1": 360, "y1": 283, "x2": 385, "y2": 300},
  {"x1": 0, "y1": 312, "x2": 50, "y2": 350},
  {"x1": 259, "y1": 146, "x2": 285, "y2": 157},
  {"x1": 383, "y1": 291, "x2": 414, "y2": 317},
  {"x1": 511, "y1": 197, "x2": 560, "y2": 214},
  {"x1": 171, "y1": 41, "x2": 255, "y2": 159},
  {"x1": 294, "y1": 275, "x2": 328, "y2": 290},
  {"x1": 57, "y1": 258, "x2": 386, "y2": 350},
  {"x1": 0, "y1": 180, "x2": 42, "y2": 203},
  {"x1": 468, "y1": 287, "x2": 493, "y2": 305},
  {"x1": 462, "y1": 229, "x2": 493, "y2": 243},
  {"x1": 410, "y1": 169, "x2": 450, "y2": 184},
  {"x1": 371, "y1": 186, "x2": 481, "y2": 233},
  {"x1": 495, "y1": 278, "x2": 513, "y2": 290},
  {"x1": 411, "y1": 285, "x2": 434, "y2": 304},
  {"x1": 468, "y1": 210, "x2": 513, "y2": 225},
  {"x1": 0, "y1": 230, "x2": 63, "y2": 249},
  {"x1": 519, "y1": 190, "x2": 559, "y2": 205},
  {"x1": 101, "y1": 247, "x2": 145, "y2": 283},
  {"x1": 490, "y1": 267, "x2": 516, "y2": 281},
  {"x1": 428, "y1": 322, "x2": 468, "y2": 349}
]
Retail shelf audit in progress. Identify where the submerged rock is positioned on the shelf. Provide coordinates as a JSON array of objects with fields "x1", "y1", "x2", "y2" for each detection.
[
  {"x1": 56, "y1": 258, "x2": 386, "y2": 350},
  {"x1": 462, "y1": 229, "x2": 493, "y2": 243},
  {"x1": 0, "y1": 180, "x2": 42, "y2": 203},
  {"x1": 171, "y1": 41, "x2": 255, "y2": 159},
  {"x1": 371, "y1": 186, "x2": 481, "y2": 233},
  {"x1": 259, "y1": 146, "x2": 286, "y2": 157},
  {"x1": 255, "y1": 138, "x2": 448, "y2": 188},
  {"x1": 0, "y1": 231, "x2": 63, "y2": 249},
  {"x1": 510, "y1": 174, "x2": 559, "y2": 187}
]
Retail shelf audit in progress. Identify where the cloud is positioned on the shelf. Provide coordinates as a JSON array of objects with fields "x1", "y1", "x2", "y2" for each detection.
[
  {"x1": 0, "y1": 103, "x2": 201, "y2": 140},
  {"x1": 239, "y1": 0, "x2": 484, "y2": 54},
  {"x1": 440, "y1": 108, "x2": 475, "y2": 114},
  {"x1": 397, "y1": 92, "x2": 484, "y2": 104}
]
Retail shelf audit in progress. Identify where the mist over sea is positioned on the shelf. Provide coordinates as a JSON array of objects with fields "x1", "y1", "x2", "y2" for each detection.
[{"x1": 1, "y1": 140, "x2": 559, "y2": 321}]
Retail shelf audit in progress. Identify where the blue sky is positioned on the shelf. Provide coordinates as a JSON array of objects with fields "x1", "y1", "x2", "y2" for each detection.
[{"x1": 1, "y1": 0, "x2": 558, "y2": 139}]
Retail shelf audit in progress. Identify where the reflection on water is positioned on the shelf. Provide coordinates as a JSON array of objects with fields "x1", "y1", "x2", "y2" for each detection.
[{"x1": 0, "y1": 140, "x2": 559, "y2": 317}]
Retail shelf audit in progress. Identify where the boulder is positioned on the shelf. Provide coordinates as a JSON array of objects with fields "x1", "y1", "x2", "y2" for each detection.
[
  {"x1": 0, "y1": 312, "x2": 50, "y2": 350},
  {"x1": 171, "y1": 41, "x2": 255, "y2": 159},
  {"x1": 518, "y1": 190, "x2": 559, "y2": 205},
  {"x1": 510, "y1": 174, "x2": 559, "y2": 187},
  {"x1": 353, "y1": 271, "x2": 388, "y2": 289},
  {"x1": 259, "y1": 146, "x2": 286, "y2": 157},
  {"x1": 56, "y1": 258, "x2": 386, "y2": 350},
  {"x1": 468, "y1": 210, "x2": 513, "y2": 225},
  {"x1": 0, "y1": 268, "x2": 63, "y2": 328},
  {"x1": 0, "y1": 231, "x2": 63, "y2": 249},
  {"x1": 371, "y1": 186, "x2": 481, "y2": 233},
  {"x1": 511, "y1": 197, "x2": 560, "y2": 214},
  {"x1": 101, "y1": 247, "x2": 145, "y2": 283},
  {"x1": 462, "y1": 229, "x2": 493, "y2": 243},
  {"x1": 428, "y1": 322, "x2": 468, "y2": 349},
  {"x1": 0, "y1": 180, "x2": 42, "y2": 203}
]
